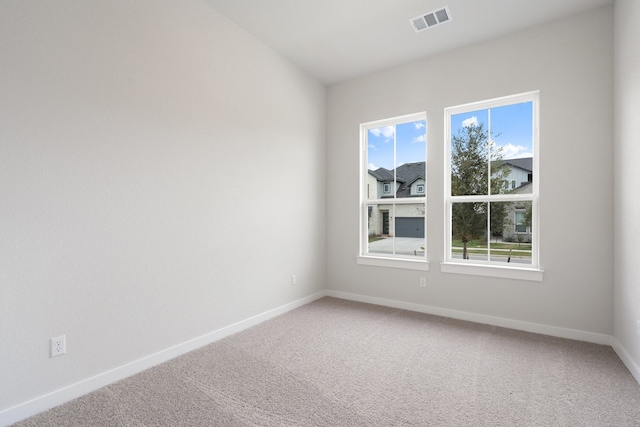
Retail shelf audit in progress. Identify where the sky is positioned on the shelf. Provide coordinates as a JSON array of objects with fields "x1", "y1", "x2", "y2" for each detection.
[
  {"x1": 450, "y1": 101, "x2": 533, "y2": 160},
  {"x1": 367, "y1": 101, "x2": 533, "y2": 171},
  {"x1": 367, "y1": 120, "x2": 426, "y2": 171}
]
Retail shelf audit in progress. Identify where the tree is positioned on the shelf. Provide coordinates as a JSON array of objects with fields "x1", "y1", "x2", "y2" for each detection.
[{"x1": 451, "y1": 121, "x2": 511, "y2": 259}]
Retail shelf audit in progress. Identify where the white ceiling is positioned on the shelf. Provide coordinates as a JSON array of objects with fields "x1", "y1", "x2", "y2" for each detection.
[{"x1": 203, "y1": 0, "x2": 613, "y2": 85}]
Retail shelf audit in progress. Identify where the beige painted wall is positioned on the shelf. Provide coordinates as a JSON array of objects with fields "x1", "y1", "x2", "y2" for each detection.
[
  {"x1": 0, "y1": 0, "x2": 325, "y2": 411},
  {"x1": 327, "y1": 6, "x2": 614, "y2": 334}
]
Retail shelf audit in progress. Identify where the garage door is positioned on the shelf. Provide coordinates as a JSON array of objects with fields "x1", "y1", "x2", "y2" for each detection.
[{"x1": 395, "y1": 217, "x2": 424, "y2": 238}]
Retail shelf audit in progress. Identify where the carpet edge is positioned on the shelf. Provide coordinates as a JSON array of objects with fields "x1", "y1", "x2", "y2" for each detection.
[
  {"x1": 611, "y1": 337, "x2": 640, "y2": 385},
  {"x1": 326, "y1": 290, "x2": 613, "y2": 345}
]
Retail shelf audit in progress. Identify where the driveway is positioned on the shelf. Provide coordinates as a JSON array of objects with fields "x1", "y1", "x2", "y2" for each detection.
[{"x1": 368, "y1": 237, "x2": 425, "y2": 256}]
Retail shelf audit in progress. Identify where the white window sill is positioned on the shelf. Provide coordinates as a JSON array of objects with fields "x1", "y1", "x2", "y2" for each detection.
[
  {"x1": 440, "y1": 262, "x2": 543, "y2": 281},
  {"x1": 357, "y1": 255, "x2": 430, "y2": 271}
]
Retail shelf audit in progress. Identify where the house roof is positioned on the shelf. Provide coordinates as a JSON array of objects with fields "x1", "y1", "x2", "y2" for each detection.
[
  {"x1": 369, "y1": 162, "x2": 425, "y2": 198},
  {"x1": 396, "y1": 162, "x2": 425, "y2": 184},
  {"x1": 502, "y1": 157, "x2": 532, "y2": 172},
  {"x1": 368, "y1": 167, "x2": 396, "y2": 182},
  {"x1": 511, "y1": 181, "x2": 533, "y2": 193}
]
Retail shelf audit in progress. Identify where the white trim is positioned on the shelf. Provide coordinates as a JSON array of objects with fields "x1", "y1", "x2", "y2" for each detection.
[
  {"x1": 325, "y1": 290, "x2": 610, "y2": 345},
  {"x1": 0, "y1": 292, "x2": 327, "y2": 427},
  {"x1": 445, "y1": 91, "x2": 540, "y2": 115},
  {"x1": 360, "y1": 111, "x2": 427, "y2": 129},
  {"x1": 360, "y1": 111, "x2": 427, "y2": 267},
  {"x1": 357, "y1": 255, "x2": 429, "y2": 271},
  {"x1": 444, "y1": 91, "x2": 540, "y2": 270},
  {"x1": 441, "y1": 261, "x2": 544, "y2": 281},
  {"x1": 611, "y1": 337, "x2": 640, "y2": 386},
  {"x1": 367, "y1": 197, "x2": 427, "y2": 205},
  {"x1": 4, "y1": 290, "x2": 637, "y2": 427}
]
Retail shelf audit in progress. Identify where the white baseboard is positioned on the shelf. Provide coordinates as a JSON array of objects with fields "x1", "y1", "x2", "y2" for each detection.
[
  {"x1": 611, "y1": 337, "x2": 640, "y2": 385},
  {"x1": 328, "y1": 290, "x2": 640, "y2": 386},
  {"x1": 326, "y1": 290, "x2": 613, "y2": 345},
  {"x1": 0, "y1": 291, "x2": 327, "y2": 427},
  {"x1": 4, "y1": 290, "x2": 638, "y2": 426}
]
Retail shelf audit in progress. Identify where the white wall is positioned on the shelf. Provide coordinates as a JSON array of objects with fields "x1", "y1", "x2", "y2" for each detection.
[
  {"x1": 327, "y1": 7, "x2": 614, "y2": 334},
  {"x1": 614, "y1": 0, "x2": 640, "y2": 376},
  {"x1": 0, "y1": 0, "x2": 325, "y2": 413}
]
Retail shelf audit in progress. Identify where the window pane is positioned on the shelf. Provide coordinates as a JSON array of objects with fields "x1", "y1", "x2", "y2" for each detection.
[
  {"x1": 451, "y1": 110, "x2": 489, "y2": 196},
  {"x1": 367, "y1": 126, "x2": 395, "y2": 192},
  {"x1": 367, "y1": 204, "x2": 393, "y2": 244},
  {"x1": 489, "y1": 201, "x2": 529, "y2": 265},
  {"x1": 494, "y1": 201, "x2": 533, "y2": 265},
  {"x1": 451, "y1": 202, "x2": 488, "y2": 261},
  {"x1": 367, "y1": 203, "x2": 425, "y2": 258},
  {"x1": 396, "y1": 120, "x2": 426, "y2": 199},
  {"x1": 490, "y1": 102, "x2": 534, "y2": 194}
]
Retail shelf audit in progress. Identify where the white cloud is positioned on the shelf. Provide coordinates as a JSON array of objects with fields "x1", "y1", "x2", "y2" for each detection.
[
  {"x1": 368, "y1": 163, "x2": 378, "y2": 170},
  {"x1": 369, "y1": 126, "x2": 395, "y2": 140},
  {"x1": 462, "y1": 116, "x2": 478, "y2": 128},
  {"x1": 500, "y1": 143, "x2": 532, "y2": 159},
  {"x1": 368, "y1": 143, "x2": 376, "y2": 150},
  {"x1": 414, "y1": 121, "x2": 425, "y2": 130},
  {"x1": 413, "y1": 134, "x2": 426, "y2": 143}
]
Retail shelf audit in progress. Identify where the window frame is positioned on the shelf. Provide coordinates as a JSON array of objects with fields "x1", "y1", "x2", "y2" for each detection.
[
  {"x1": 442, "y1": 91, "x2": 542, "y2": 281},
  {"x1": 358, "y1": 112, "x2": 429, "y2": 271}
]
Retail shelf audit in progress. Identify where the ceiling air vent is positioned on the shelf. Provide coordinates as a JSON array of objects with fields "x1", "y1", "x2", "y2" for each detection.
[{"x1": 410, "y1": 6, "x2": 452, "y2": 33}]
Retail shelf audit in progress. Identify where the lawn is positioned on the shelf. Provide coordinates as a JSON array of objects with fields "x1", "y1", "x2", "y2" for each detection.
[
  {"x1": 451, "y1": 239, "x2": 531, "y2": 258},
  {"x1": 451, "y1": 239, "x2": 531, "y2": 250}
]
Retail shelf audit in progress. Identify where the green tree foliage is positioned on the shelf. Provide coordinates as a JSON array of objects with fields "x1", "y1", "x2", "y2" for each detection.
[{"x1": 451, "y1": 121, "x2": 511, "y2": 259}]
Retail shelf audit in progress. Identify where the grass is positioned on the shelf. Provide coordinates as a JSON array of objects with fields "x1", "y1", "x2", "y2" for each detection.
[
  {"x1": 451, "y1": 248, "x2": 531, "y2": 257},
  {"x1": 451, "y1": 239, "x2": 531, "y2": 250},
  {"x1": 451, "y1": 238, "x2": 531, "y2": 258}
]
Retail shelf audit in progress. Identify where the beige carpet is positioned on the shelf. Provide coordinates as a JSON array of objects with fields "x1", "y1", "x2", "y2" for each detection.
[{"x1": 15, "y1": 297, "x2": 640, "y2": 426}]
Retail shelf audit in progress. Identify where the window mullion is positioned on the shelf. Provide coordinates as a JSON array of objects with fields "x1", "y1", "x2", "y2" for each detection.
[
  {"x1": 487, "y1": 107, "x2": 492, "y2": 196},
  {"x1": 392, "y1": 204, "x2": 396, "y2": 255},
  {"x1": 487, "y1": 202, "x2": 491, "y2": 262}
]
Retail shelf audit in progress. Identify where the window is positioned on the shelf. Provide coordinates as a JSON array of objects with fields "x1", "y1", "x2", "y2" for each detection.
[
  {"x1": 443, "y1": 91, "x2": 541, "y2": 280},
  {"x1": 358, "y1": 112, "x2": 427, "y2": 270},
  {"x1": 515, "y1": 210, "x2": 527, "y2": 233}
]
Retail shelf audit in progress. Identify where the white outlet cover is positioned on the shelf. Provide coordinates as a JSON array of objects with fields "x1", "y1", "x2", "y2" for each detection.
[{"x1": 51, "y1": 335, "x2": 66, "y2": 357}]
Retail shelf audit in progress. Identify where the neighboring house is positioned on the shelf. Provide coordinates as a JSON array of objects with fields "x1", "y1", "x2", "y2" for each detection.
[
  {"x1": 367, "y1": 162, "x2": 426, "y2": 238},
  {"x1": 500, "y1": 157, "x2": 533, "y2": 241},
  {"x1": 500, "y1": 157, "x2": 533, "y2": 191},
  {"x1": 502, "y1": 180, "x2": 533, "y2": 242},
  {"x1": 367, "y1": 157, "x2": 533, "y2": 242},
  {"x1": 367, "y1": 158, "x2": 533, "y2": 240}
]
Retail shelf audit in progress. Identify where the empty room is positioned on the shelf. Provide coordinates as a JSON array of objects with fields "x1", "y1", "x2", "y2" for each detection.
[{"x1": 1, "y1": 0, "x2": 639, "y2": 425}]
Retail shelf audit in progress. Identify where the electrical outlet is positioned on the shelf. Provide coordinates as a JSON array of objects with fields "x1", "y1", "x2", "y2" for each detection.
[
  {"x1": 419, "y1": 277, "x2": 427, "y2": 288},
  {"x1": 291, "y1": 275, "x2": 297, "y2": 286},
  {"x1": 51, "y1": 335, "x2": 66, "y2": 358}
]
